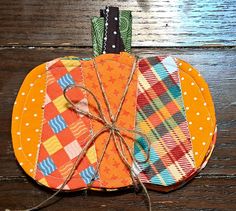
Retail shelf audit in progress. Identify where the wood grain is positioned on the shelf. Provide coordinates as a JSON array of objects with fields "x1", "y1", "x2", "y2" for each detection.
[
  {"x1": 0, "y1": 178, "x2": 235, "y2": 211},
  {"x1": 0, "y1": 47, "x2": 235, "y2": 210},
  {"x1": 0, "y1": 0, "x2": 235, "y2": 47}
]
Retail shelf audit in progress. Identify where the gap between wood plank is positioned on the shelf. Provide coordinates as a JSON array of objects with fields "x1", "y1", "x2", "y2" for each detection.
[
  {"x1": 0, "y1": 174, "x2": 235, "y2": 183},
  {"x1": 0, "y1": 45, "x2": 236, "y2": 50}
]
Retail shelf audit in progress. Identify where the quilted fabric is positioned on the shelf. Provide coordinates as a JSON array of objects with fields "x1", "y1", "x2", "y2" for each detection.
[
  {"x1": 11, "y1": 63, "x2": 46, "y2": 178},
  {"x1": 34, "y1": 58, "x2": 98, "y2": 189},
  {"x1": 11, "y1": 52, "x2": 216, "y2": 192},
  {"x1": 176, "y1": 59, "x2": 217, "y2": 169},
  {"x1": 134, "y1": 56, "x2": 195, "y2": 187},
  {"x1": 82, "y1": 53, "x2": 138, "y2": 189}
]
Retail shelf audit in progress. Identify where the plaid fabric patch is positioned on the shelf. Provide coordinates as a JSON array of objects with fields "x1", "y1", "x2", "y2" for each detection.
[
  {"x1": 35, "y1": 58, "x2": 98, "y2": 190},
  {"x1": 134, "y1": 56, "x2": 195, "y2": 186}
]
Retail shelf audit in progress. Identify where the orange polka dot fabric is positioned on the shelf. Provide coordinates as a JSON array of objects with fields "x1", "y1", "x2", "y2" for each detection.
[
  {"x1": 11, "y1": 53, "x2": 216, "y2": 192},
  {"x1": 177, "y1": 58, "x2": 217, "y2": 169},
  {"x1": 12, "y1": 63, "x2": 47, "y2": 178}
]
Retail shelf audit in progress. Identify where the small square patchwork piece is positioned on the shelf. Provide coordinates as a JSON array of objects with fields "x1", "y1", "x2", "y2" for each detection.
[
  {"x1": 80, "y1": 166, "x2": 98, "y2": 185},
  {"x1": 38, "y1": 157, "x2": 57, "y2": 176},
  {"x1": 41, "y1": 122, "x2": 54, "y2": 142},
  {"x1": 64, "y1": 140, "x2": 82, "y2": 159},
  {"x1": 43, "y1": 135, "x2": 63, "y2": 155},
  {"x1": 153, "y1": 63, "x2": 169, "y2": 80},
  {"x1": 56, "y1": 128, "x2": 75, "y2": 146},
  {"x1": 58, "y1": 161, "x2": 74, "y2": 179},
  {"x1": 47, "y1": 82, "x2": 63, "y2": 100},
  {"x1": 44, "y1": 102, "x2": 59, "y2": 121},
  {"x1": 49, "y1": 115, "x2": 67, "y2": 134},
  {"x1": 51, "y1": 149, "x2": 70, "y2": 167},
  {"x1": 85, "y1": 146, "x2": 97, "y2": 164},
  {"x1": 69, "y1": 120, "x2": 88, "y2": 138},
  {"x1": 53, "y1": 95, "x2": 68, "y2": 113},
  {"x1": 57, "y1": 73, "x2": 75, "y2": 89}
]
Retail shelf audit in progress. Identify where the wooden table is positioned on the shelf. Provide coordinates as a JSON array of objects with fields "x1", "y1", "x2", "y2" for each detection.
[{"x1": 0, "y1": 1, "x2": 235, "y2": 210}]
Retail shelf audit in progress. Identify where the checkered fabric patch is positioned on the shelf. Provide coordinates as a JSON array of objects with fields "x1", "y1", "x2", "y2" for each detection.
[
  {"x1": 35, "y1": 58, "x2": 98, "y2": 190},
  {"x1": 134, "y1": 56, "x2": 195, "y2": 186}
]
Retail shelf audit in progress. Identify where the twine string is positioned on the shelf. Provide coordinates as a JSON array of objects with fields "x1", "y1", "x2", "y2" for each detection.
[
  {"x1": 87, "y1": 131, "x2": 112, "y2": 186},
  {"x1": 25, "y1": 127, "x2": 108, "y2": 211},
  {"x1": 92, "y1": 59, "x2": 114, "y2": 121},
  {"x1": 20, "y1": 57, "x2": 152, "y2": 211},
  {"x1": 113, "y1": 131, "x2": 151, "y2": 210}
]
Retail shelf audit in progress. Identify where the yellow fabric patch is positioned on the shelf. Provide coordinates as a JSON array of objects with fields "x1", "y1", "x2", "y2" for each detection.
[
  {"x1": 38, "y1": 178, "x2": 49, "y2": 186},
  {"x1": 43, "y1": 135, "x2": 63, "y2": 155},
  {"x1": 53, "y1": 95, "x2": 68, "y2": 113},
  {"x1": 86, "y1": 145, "x2": 97, "y2": 164}
]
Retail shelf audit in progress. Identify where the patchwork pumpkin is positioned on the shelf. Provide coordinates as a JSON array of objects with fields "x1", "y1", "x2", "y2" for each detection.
[{"x1": 12, "y1": 52, "x2": 216, "y2": 191}]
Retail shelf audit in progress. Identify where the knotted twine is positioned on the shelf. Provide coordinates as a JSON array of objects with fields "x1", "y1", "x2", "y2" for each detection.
[{"x1": 18, "y1": 57, "x2": 152, "y2": 211}]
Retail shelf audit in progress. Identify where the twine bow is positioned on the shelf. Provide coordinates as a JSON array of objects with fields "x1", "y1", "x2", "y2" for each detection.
[{"x1": 25, "y1": 57, "x2": 152, "y2": 211}]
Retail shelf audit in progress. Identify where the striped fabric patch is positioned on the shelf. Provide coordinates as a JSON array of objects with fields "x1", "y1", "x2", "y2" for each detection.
[
  {"x1": 134, "y1": 56, "x2": 195, "y2": 186},
  {"x1": 69, "y1": 119, "x2": 87, "y2": 135},
  {"x1": 58, "y1": 73, "x2": 75, "y2": 89},
  {"x1": 58, "y1": 161, "x2": 74, "y2": 179},
  {"x1": 80, "y1": 166, "x2": 98, "y2": 184},
  {"x1": 38, "y1": 157, "x2": 57, "y2": 176},
  {"x1": 49, "y1": 115, "x2": 67, "y2": 134},
  {"x1": 42, "y1": 135, "x2": 63, "y2": 155}
]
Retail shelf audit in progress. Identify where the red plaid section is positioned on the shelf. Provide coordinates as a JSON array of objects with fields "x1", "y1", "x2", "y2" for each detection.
[{"x1": 134, "y1": 56, "x2": 195, "y2": 187}]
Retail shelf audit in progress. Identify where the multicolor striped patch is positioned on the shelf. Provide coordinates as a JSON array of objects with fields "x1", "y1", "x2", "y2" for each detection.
[
  {"x1": 38, "y1": 157, "x2": 57, "y2": 176},
  {"x1": 49, "y1": 115, "x2": 67, "y2": 134},
  {"x1": 80, "y1": 166, "x2": 98, "y2": 185},
  {"x1": 134, "y1": 56, "x2": 196, "y2": 186},
  {"x1": 58, "y1": 73, "x2": 75, "y2": 89}
]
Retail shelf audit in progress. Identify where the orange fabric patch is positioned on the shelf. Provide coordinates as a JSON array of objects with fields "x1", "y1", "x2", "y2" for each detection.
[
  {"x1": 11, "y1": 63, "x2": 47, "y2": 178},
  {"x1": 177, "y1": 59, "x2": 216, "y2": 169},
  {"x1": 83, "y1": 53, "x2": 138, "y2": 188}
]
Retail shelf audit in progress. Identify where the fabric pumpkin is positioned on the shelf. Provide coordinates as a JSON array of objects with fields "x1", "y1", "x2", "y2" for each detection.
[{"x1": 11, "y1": 52, "x2": 216, "y2": 191}]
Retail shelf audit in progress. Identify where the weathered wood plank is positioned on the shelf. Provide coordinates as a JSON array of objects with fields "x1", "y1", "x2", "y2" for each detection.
[
  {"x1": 0, "y1": 0, "x2": 235, "y2": 47},
  {"x1": 0, "y1": 178, "x2": 235, "y2": 210}
]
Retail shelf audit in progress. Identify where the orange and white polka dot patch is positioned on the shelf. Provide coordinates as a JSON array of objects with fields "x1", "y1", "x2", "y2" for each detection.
[
  {"x1": 177, "y1": 59, "x2": 216, "y2": 169},
  {"x1": 11, "y1": 63, "x2": 47, "y2": 178}
]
